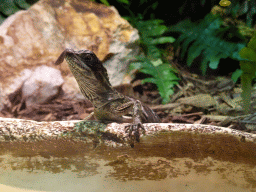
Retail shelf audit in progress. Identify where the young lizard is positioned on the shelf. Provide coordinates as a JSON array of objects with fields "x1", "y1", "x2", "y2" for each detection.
[{"x1": 55, "y1": 48, "x2": 160, "y2": 146}]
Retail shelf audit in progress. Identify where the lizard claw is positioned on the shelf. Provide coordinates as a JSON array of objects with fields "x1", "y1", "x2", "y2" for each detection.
[{"x1": 125, "y1": 123, "x2": 145, "y2": 147}]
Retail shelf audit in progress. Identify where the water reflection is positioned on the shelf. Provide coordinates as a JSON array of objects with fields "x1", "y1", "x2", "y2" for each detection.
[{"x1": 0, "y1": 132, "x2": 255, "y2": 191}]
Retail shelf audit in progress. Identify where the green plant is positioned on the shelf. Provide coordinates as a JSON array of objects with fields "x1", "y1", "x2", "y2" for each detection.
[
  {"x1": 130, "y1": 55, "x2": 179, "y2": 104},
  {"x1": 0, "y1": 0, "x2": 31, "y2": 23},
  {"x1": 239, "y1": 32, "x2": 256, "y2": 114},
  {"x1": 130, "y1": 19, "x2": 178, "y2": 104},
  {"x1": 135, "y1": 19, "x2": 175, "y2": 59},
  {"x1": 170, "y1": 13, "x2": 246, "y2": 75},
  {"x1": 225, "y1": 0, "x2": 256, "y2": 27}
]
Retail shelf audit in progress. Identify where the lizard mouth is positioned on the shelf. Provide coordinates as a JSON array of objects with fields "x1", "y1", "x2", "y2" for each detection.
[
  {"x1": 55, "y1": 48, "x2": 94, "y2": 74},
  {"x1": 55, "y1": 48, "x2": 73, "y2": 66}
]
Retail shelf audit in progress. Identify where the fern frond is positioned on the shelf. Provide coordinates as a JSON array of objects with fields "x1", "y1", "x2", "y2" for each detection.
[
  {"x1": 187, "y1": 42, "x2": 206, "y2": 67},
  {"x1": 130, "y1": 19, "x2": 178, "y2": 103},
  {"x1": 131, "y1": 56, "x2": 179, "y2": 103},
  {"x1": 170, "y1": 13, "x2": 246, "y2": 75}
]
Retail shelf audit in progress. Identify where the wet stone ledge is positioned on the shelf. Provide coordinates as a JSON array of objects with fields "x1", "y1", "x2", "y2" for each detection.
[{"x1": 0, "y1": 117, "x2": 256, "y2": 144}]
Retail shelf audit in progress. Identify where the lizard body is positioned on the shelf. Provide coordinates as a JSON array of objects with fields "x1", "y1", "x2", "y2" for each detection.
[{"x1": 55, "y1": 48, "x2": 160, "y2": 145}]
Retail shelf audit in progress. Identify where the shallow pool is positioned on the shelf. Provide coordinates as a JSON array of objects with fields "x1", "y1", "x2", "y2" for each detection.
[{"x1": 0, "y1": 132, "x2": 255, "y2": 192}]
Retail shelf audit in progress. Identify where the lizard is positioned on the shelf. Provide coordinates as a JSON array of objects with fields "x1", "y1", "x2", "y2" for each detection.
[{"x1": 55, "y1": 48, "x2": 160, "y2": 146}]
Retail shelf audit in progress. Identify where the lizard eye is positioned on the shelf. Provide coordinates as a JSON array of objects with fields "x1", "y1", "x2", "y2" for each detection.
[{"x1": 82, "y1": 54, "x2": 93, "y2": 61}]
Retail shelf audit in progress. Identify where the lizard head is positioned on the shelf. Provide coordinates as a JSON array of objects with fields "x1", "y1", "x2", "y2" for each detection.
[
  {"x1": 55, "y1": 48, "x2": 113, "y2": 101},
  {"x1": 55, "y1": 49, "x2": 106, "y2": 76}
]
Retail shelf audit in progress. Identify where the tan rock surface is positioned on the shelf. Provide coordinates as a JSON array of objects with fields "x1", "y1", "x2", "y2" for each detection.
[{"x1": 0, "y1": 0, "x2": 139, "y2": 109}]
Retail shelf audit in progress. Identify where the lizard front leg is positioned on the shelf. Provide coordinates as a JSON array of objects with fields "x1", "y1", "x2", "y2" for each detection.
[
  {"x1": 124, "y1": 100, "x2": 145, "y2": 145},
  {"x1": 112, "y1": 99, "x2": 145, "y2": 147}
]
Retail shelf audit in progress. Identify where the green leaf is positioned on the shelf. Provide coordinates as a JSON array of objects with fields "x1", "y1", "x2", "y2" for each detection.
[
  {"x1": 240, "y1": 61, "x2": 254, "y2": 114},
  {"x1": 147, "y1": 45, "x2": 161, "y2": 59},
  {"x1": 231, "y1": 69, "x2": 243, "y2": 83},
  {"x1": 171, "y1": 13, "x2": 247, "y2": 75},
  {"x1": 208, "y1": 51, "x2": 228, "y2": 69},
  {"x1": 135, "y1": 57, "x2": 179, "y2": 104},
  {"x1": 180, "y1": 35, "x2": 194, "y2": 58},
  {"x1": 137, "y1": 20, "x2": 167, "y2": 37},
  {"x1": 240, "y1": 60, "x2": 256, "y2": 74},
  {"x1": 169, "y1": 19, "x2": 194, "y2": 33},
  {"x1": 187, "y1": 42, "x2": 206, "y2": 66},
  {"x1": 247, "y1": 32, "x2": 256, "y2": 52},
  {"x1": 209, "y1": 59, "x2": 219, "y2": 69},
  {"x1": 151, "y1": 58, "x2": 163, "y2": 67},
  {"x1": 231, "y1": 43, "x2": 246, "y2": 60},
  {"x1": 135, "y1": 55, "x2": 146, "y2": 61},
  {"x1": 149, "y1": 25, "x2": 167, "y2": 36},
  {"x1": 239, "y1": 47, "x2": 256, "y2": 62},
  {"x1": 200, "y1": 58, "x2": 208, "y2": 75},
  {"x1": 151, "y1": 2, "x2": 158, "y2": 10},
  {"x1": 116, "y1": 0, "x2": 129, "y2": 4},
  {"x1": 142, "y1": 77, "x2": 157, "y2": 84},
  {"x1": 151, "y1": 37, "x2": 176, "y2": 44},
  {"x1": 129, "y1": 62, "x2": 142, "y2": 70},
  {"x1": 14, "y1": 0, "x2": 30, "y2": 9},
  {"x1": 0, "y1": 0, "x2": 20, "y2": 16},
  {"x1": 99, "y1": 0, "x2": 110, "y2": 6}
]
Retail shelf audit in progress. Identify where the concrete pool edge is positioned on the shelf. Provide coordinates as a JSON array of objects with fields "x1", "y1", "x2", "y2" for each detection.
[{"x1": 0, "y1": 117, "x2": 255, "y2": 143}]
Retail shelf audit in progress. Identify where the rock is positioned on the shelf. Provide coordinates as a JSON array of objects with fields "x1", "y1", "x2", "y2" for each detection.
[
  {"x1": 0, "y1": 85, "x2": 3, "y2": 111},
  {"x1": 0, "y1": 69, "x2": 32, "y2": 111},
  {"x1": 7, "y1": 69, "x2": 33, "y2": 95},
  {"x1": 61, "y1": 75, "x2": 85, "y2": 100},
  {"x1": 0, "y1": 0, "x2": 139, "y2": 107},
  {"x1": 22, "y1": 65, "x2": 64, "y2": 107}
]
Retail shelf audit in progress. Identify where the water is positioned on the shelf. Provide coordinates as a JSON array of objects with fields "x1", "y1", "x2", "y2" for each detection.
[{"x1": 0, "y1": 132, "x2": 255, "y2": 192}]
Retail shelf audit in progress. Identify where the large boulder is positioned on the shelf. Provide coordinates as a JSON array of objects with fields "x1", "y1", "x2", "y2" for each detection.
[
  {"x1": 0, "y1": 0, "x2": 139, "y2": 110},
  {"x1": 22, "y1": 65, "x2": 64, "y2": 107}
]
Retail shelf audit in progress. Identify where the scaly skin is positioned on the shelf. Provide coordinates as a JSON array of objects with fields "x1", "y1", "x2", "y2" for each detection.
[{"x1": 55, "y1": 48, "x2": 160, "y2": 146}]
